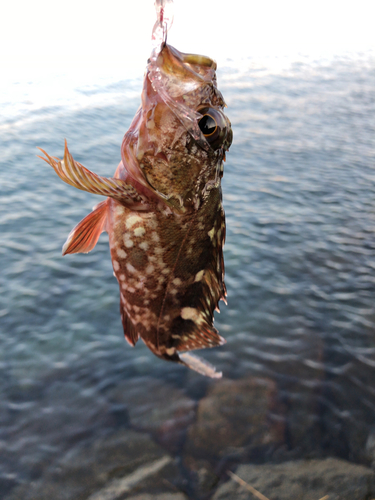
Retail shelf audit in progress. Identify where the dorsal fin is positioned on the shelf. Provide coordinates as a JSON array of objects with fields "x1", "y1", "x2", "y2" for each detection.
[{"x1": 62, "y1": 200, "x2": 108, "y2": 255}]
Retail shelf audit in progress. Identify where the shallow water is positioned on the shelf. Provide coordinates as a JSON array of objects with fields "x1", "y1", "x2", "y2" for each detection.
[{"x1": 1, "y1": 52, "x2": 375, "y2": 497}]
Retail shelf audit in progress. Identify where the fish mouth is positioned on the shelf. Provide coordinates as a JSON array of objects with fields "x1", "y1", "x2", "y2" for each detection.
[
  {"x1": 179, "y1": 51, "x2": 217, "y2": 70},
  {"x1": 160, "y1": 44, "x2": 217, "y2": 76}
]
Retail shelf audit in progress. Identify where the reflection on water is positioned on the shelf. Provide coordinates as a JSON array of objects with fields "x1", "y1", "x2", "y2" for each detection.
[{"x1": 0, "y1": 52, "x2": 375, "y2": 498}]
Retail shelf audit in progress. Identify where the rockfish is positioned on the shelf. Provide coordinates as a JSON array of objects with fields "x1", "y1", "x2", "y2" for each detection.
[{"x1": 39, "y1": 0, "x2": 232, "y2": 377}]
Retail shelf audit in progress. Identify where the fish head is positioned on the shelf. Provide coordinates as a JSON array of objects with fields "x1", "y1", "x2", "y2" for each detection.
[{"x1": 123, "y1": 43, "x2": 232, "y2": 213}]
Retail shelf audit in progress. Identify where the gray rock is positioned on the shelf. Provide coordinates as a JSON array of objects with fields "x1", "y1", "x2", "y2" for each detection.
[
  {"x1": 322, "y1": 360, "x2": 375, "y2": 462},
  {"x1": 272, "y1": 330, "x2": 325, "y2": 457},
  {"x1": 182, "y1": 456, "x2": 220, "y2": 497},
  {"x1": 365, "y1": 427, "x2": 375, "y2": 467},
  {"x1": 184, "y1": 377, "x2": 284, "y2": 459},
  {"x1": 213, "y1": 458, "x2": 375, "y2": 500},
  {"x1": 87, "y1": 456, "x2": 180, "y2": 500},
  {"x1": 126, "y1": 495, "x2": 188, "y2": 500},
  {"x1": 6, "y1": 429, "x2": 182, "y2": 500},
  {"x1": 108, "y1": 376, "x2": 196, "y2": 453}
]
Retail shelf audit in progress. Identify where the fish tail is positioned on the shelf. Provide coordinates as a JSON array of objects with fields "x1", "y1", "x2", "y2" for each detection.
[
  {"x1": 62, "y1": 200, "x2": 108, "y2": 256},
  {"x1": 38, "y1": 141, "x2": 143, "y2": 207}
]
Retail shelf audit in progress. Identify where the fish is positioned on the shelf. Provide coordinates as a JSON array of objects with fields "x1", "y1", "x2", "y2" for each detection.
[{"x1": 38, "y1": 0, "x2": 232, "y2": 378}]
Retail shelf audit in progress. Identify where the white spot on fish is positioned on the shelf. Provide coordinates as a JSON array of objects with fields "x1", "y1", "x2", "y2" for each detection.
[
  {"x1": 126, "y1": 263, "x2": 136, "y2": 274},
  {"x1": 119, "y1": 274, "x2": 125, "y2": 281},
  {"x1": 126, "y1": 215, "x2": 143, "y2": 229},
  {"x1": 181, "y1": 307, "x2": 203, "y2": 324},
  {"x1": 195, "y1": 270, "x2": 205, "y2": 282},
  {"x1": 146, "y1": 264, "x2": 155, "y2": 274},
  {"x1": 151, "y1": 231, "x2": 160, "y2": 242},
  {"x1": 134, "y1": 226, "x2": 146, "y2": 237},
  {"x1": 208, "y1": 227, "x2": 215, "y2": 240},
  {"x1": 166, "y1": 347, "x2": 175, "y2": 356},
  {"x1": 139, "y1": 241, "x2": 149, "y2": 251},
  {"x1": 172, "y1": 278, "x2": 182, "y2": 286},
  {"x1": 113, "y1": 260, "x2": 120, "y2": 271},
  {"x1": 124, "y1": 239, "x2": 134, "y2": 248},
  {"x1": 117, "y1": 248, "x2": 127, "y2": 259}
]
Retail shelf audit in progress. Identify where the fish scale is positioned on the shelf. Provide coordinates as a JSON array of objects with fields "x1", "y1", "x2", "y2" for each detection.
[{"x1": 38, "y1": 0, "x2": 232, "y2": 377}]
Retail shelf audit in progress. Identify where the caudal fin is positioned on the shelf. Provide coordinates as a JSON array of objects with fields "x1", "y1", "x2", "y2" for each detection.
[{"x1": 62, "y1": 201, "x2": 108, "y2": 255}]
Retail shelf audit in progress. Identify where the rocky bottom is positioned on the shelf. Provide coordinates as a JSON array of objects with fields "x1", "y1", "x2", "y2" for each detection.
[{"x1": 4, "y1": 373, "x2": 375, "y2": 500}]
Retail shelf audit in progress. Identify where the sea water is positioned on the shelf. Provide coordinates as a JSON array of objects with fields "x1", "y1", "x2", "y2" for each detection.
[{"x1": 0, "y1": 50, "x2": 374, "y2": 494}]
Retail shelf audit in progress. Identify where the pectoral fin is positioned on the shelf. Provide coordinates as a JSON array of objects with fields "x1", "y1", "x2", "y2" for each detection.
[
  {"x1": 38, "y1": 141, "x2": 144, "y2": 208},
  {"x1": 62, "y1": 200, "x2": 108, "y2": 255}
]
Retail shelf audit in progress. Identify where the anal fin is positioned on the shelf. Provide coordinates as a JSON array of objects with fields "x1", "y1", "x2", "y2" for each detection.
[
  {"x1": 62, "y1": 200, "x2": 108, "y2": 255},
  {"x1": 172, "y1": 323, "x2": 226, "y2": 353}
]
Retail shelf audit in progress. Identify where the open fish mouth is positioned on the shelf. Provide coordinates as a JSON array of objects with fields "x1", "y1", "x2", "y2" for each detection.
[
  {"x1": 177, "y1": 50, "x2": 217, "y2": 70},
  {"x1": 156, "y1": 44, "x2": 217, "y2": 78}
]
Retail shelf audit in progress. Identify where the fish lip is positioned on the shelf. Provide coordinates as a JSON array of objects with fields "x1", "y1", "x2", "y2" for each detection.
[
  {"x1": 181, "y1": 53, "x2": 217, "y2": 70},
  {"x1": 167, "y1": 44, "x2": 217, "y2": 70},
  {"x1": 164, "y1": 43, "x2": 217, "y2": 71}
]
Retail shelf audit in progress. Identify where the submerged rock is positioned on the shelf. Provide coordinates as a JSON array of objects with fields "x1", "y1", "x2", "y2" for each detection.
[
  {"x1": 213, "y1": 457, "x2": 375, "y2": 500},
  {"x1": 108, "y1": 376, "x2": 195, "y2": 453},
  {"x1": 126, "y1": 495, "x2": 188, "y2": 500},
  {"x1": 5, "y1": 429, "x2": 184, "y2": 500},
  {"x1": 182, "y1": 456, "x2": 221, "y2": 498},
  {"x1": 87, "y1": 456, "x2": 184, "y2": 500},
  {"x1": 184, "y1": 377, "x2": 284, "y2": 460}
]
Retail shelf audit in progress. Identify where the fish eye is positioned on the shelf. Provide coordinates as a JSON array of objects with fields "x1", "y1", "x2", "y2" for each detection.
[
  {"x1": 199, "y1": 114, "x2": 217, "y2": 137},
  {"x1": 198, "y1": 108, "x2": 228, "y2": 150}
]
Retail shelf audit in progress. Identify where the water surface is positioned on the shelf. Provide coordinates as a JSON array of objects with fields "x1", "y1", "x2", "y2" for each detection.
[{"x1": 0, "y1": 51, "x2": 374, "y2": 496}]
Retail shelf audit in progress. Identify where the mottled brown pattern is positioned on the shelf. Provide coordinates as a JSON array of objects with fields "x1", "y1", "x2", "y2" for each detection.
[{"x1": 107, "y1": 177, "x2": 226, "y2": 361}]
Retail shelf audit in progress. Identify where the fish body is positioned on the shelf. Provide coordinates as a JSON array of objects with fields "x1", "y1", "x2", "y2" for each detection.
[{"x1": 39, "y1": 3, "x2": 232, "y2": 377}]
